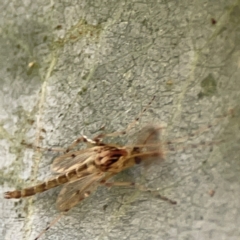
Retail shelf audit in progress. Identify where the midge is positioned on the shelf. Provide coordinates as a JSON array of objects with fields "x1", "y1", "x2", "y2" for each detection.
[
  {"x1": 5, "y1": 132, "x2": 168, "y2": 200},
  {"x1": 4, "y1": 96, "x2": 176, "y2": 240}
]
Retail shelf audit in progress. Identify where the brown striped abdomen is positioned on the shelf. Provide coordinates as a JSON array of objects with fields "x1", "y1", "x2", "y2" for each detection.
[
  {"x1": 4, "y1": 166, "x2": 91, "y2": 199},
  {"x1": 4, "y1": 174, "x2": 70, "y2": 198}
]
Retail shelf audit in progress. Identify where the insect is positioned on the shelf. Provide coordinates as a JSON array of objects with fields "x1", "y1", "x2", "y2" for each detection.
[{"x1": 4, "y1": 96, "x2": 177, "y2": 239}]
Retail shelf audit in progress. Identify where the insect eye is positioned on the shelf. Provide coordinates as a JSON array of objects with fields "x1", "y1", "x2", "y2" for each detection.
[{"x1": 133, "y1": 147, "x2": 140, "y2": 152}]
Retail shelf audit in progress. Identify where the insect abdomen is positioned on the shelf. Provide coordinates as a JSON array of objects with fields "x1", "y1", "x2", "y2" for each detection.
[{"x1": 4, "y1": 170, "x2": 79, "y2": 199}]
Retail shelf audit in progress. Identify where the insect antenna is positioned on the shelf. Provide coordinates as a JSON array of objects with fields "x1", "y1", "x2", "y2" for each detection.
[
  {"x1": 94, "y1": 96, "x2": 156, "y2": 140},
  {"x1": 165, "y1": 108, "x2": 234, "y2": 145},
  {"x1": 134, "y1": 108, "x2": 234, "y2": 157}
]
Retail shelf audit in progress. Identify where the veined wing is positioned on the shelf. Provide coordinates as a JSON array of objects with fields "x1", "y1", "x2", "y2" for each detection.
[
  {"x1": 56, "y1": 173, "x2": 104, "y2": 211},
  {"x1": 52, "y1": 147, "x2": 100, "y2": 173},
  {"x1": 133, "y1": 126, "x2": 164, "y2": 165}
]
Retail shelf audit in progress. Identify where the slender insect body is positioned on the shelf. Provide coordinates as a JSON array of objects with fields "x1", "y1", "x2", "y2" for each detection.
[{"x1": 4, "y1": 141, "x2": 161, "y2": 200}]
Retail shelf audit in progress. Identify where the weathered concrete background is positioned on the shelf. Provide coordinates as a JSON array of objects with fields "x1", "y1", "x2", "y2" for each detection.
[{"x1": 1, "y1": 1, "x2": 240, "y2": 240}]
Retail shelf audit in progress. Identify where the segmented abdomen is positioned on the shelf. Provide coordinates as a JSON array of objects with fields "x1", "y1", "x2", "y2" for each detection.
[{"x1": 4, "y1": 164, "x2": 90, "y2": 199}]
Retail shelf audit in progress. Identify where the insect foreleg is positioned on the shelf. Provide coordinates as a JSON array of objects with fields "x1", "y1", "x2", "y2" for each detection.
[
  {"x1": 21, "y1": 141, "x2": 66, "y2": 153},
  {"x1": 64, "y1": 135, "x2": 100, "y2": 152}
]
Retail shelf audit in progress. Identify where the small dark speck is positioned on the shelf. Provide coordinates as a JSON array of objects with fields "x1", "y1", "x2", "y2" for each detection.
[
  {"x1": 168, "y1": 146, "x2": 175, "y2": 151},
  {"x1": 209, "y1": 189, "x2": 215, "y2": 197},
  {"x1": 211, "y1": 18, "x2": 217, "y2": 25},
  {"x1": 135, "y1": 157, "x2": 142, "y2": 164},
  {"x1": 103, "y1": 204, "x2": 108, "y2": 211},
  {"x1": 55, "y1": 25, "x2": 62, "y2": 30},
  {"x1": 133, "y1": 147, "x2": 140, "y2": 152},
  {"x1": 41, "y1": 128, "x2": 46, "y2": 133}
]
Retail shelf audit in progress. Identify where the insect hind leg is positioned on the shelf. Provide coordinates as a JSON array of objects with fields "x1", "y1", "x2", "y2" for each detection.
[
  {"x1": 102, "y1": 180, "x2": 176, "y2": 205},
  {"x1": 33, "y1": 213, "x2": 64, "y2": 240}
]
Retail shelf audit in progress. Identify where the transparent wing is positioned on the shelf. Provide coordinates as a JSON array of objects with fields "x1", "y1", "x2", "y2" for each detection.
[
  {"x1": 134, "y1": 125, "x2": 164, "y2": 165},
  {"x1": 52, "y1": 147, "x2": 99, "y2": 173},
  {"x1": 135, "y1": 125, "x2": 162, "y2": 146},
  {"x1": 56, "y1": 173, "x2": 104, "y2": 211}
]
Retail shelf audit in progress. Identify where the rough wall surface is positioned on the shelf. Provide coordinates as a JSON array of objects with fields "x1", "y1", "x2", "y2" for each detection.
[{"x1": 1, "y1": 1, "x2": 240, "y2": 240}]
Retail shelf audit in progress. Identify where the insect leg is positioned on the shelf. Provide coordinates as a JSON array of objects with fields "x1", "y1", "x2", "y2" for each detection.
[
  {"x1": 140, "y1": 188, "x2": 177, "y2": 205},
  {"x1": 94, "y1": 96, "x2": 156, "y2": 140},
  {"x1": 34, "y1": 213, "x2": 65, "y2": 240},
  {"x1": 64, "y1": 135, "x2": 100, "y2": 152},
  {"x1": 102, "y1": 181, "x2": 135, "y2": 187},
  {"x1": 34, "y1": 176, "x2": 100, "y2": 240},
  {"x1": 102, "y1": 181, "x2": 177, "y2": 205},
  {"x1": 21, "y1": 141, "x2": 66, "y2": 152},
  {"x1": 165, "y1": 108, "x2": 234, "y2": 146},
  {"x1": 22, "y1": 134, "x2": 100, "y2": 154}
]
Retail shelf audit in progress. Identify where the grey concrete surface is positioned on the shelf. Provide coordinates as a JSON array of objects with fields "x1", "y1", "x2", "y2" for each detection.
[{"x1": 1, "y1": 0, "x2": 240, "y2": 240}]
